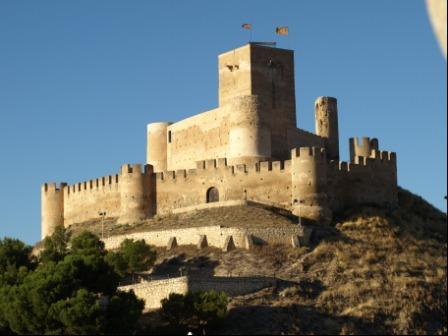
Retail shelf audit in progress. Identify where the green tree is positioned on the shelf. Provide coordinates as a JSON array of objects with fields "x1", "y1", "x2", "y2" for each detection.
[
  {"x1": 0, "y1": 237, "x2": 35, "y2": 334},
  {"x1": 70, "y1": 231, "x2": 106, "y2": 256},
  {"x1": 104, "y1": 290, "x2": 145, "y2": 334},
  {"x1": 160, "y1": 293, "x2": 189, "y2": 327},
  {"x1": 161, "y1": 290, "x2": 228, "y2": 334},
  {"x1": 0, "y1": 238, "x2": 34, "y2": 278},
  {"x1": 0, "y1": 238, "x2": 37, "y2": 286},
  {"x1": 47, "y1": 288, "x2": 104, "y2": 335},
  {"x1": 39, "y1": 225, "x2": 71, "y2": 263},
  {"x1": 0, "y1": 232, "x2": 144, "y2": 335},
  {"x1": 190, "y1": 290, "x2": 228, "y2": 329},
  {"x1": 104, "y1": 251, "x2": 128, "y2": 277},
  {"x1": 106, "y1": 239, "x2": 156, "y2": 277}
]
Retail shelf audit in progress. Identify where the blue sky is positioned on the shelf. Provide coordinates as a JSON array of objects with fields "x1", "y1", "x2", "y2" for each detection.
[{"x1": 0, "y1": 1, "x2": 446, "y2": 244}]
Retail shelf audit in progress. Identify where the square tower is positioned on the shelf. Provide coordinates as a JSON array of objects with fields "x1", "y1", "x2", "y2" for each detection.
[{"x1": 218, "y1": 43, "x2": 297, "y2": 159}]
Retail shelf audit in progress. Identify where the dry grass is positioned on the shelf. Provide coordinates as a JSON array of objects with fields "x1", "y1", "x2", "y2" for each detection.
[
  {"x1": 57, "y1": 188, "x2": 446, "y2": 334},
  {"x1": 138, "y1": 188, "x2": 447, "y2": 335},
  {"x1": 212, "y1": 188, "x2": 447, "y2": 335},
  {"x1": 68, "y1": 204, "x2": 298, "y2": 239}
]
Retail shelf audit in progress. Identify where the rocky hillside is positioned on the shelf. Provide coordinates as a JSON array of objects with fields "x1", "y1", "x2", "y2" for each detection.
[{"x1": 140, "y1": 187, "x2": 446, "y2": 335}]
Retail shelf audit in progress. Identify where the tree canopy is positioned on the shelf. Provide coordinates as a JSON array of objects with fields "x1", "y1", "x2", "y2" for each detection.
[
  {"x1": 161, "y1": 290, "x2": 228, "y2": 334},
  {"x1": 105, "y1": 238, "x2": 157, "y2": 277},
  {"x1": 0, "y1": 237, "x2": 35, "y2": 285},
  {"x1": 39, "y1": 225, "x2": 71, "y2": 263},
  {"x1": 0, "y1": 230, "x2": 146, "y2": 335}
]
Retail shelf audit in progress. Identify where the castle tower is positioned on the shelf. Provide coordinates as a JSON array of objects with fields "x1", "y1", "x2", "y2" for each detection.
[
  {"x1": 147, "y1": 122, "x2": 172, "y2": 172},
  {"x1": 118, "y1": 164, "x2": 154, "y2": 224},
  {"x1": 315, "y1": 96, "x2": 340, "y2": 161},
  {"x1": 227, "y1": 95, "x2": 271, "y2": 165},
  {"x1": 349, "y1": 137, "x2": 379, "y2": 163},
  {"x1": 219, "y1": 43, "x2": 297, "y2": 160},
  {"x1": 291, "y1": 147, "x2": 332, "y2": 224},
  {"x1": 41, "y1": 182, "x2": 66, "y2": 239}
]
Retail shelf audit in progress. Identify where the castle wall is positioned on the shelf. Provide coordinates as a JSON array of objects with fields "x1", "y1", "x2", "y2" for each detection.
[
  {"x1": 166, "y1": 107, "x2": 230, "y2": 171},
  {"x1": 63, "y1": 174, "x2": 121, "y2": 226},
  {"x1": 44, "y1": 146, "x2": 397, "y2": 236},
  {"x1": 154, "y1": 158, "x2": 291, "y2": 215},
  {"x1": 327, "y1": 150, "x2": 398, "y2": 211},
  {"x1": 289, "y1": 128, "x2": 326, "y2": 149}
]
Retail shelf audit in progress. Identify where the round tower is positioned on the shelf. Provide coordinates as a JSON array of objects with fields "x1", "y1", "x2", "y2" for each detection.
[
  {"x1": 349, "y1": 137, "x2": 379, "y2": 163},
  {"x1": 291, "y1": 147, "x2": 332, "y2": 225},
  {"x1": 147, "y1": 122, "x2": 172, "y2": 172},
  {"x1": 41, "y1": 182, "x2": 66, "y2": 239},
  {"x1": 227, "y1": 95, "x2": 271, "y2": 165},
  {"x1": 315, "y1": 96, "x2": 339, "y2": 161},
  {"x1": 118, "y1": 164, "x2": 153, "y2": 224}
]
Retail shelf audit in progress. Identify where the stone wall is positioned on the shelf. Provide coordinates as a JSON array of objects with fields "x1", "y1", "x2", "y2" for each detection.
[
  {"x1": 103, "y1": 224, "x2": 303, "y2": 250},
  {"x1": 327, "y1": 150, "x2": 398, "y2": 211},
  {"x1": 120, "y1": 277, "x2": 189, "y2": 310},
  {"x1": 42, "y1": 145, "x2": 398, "y2": 237},
  {"x1": 166, "y1": 107, "x2": 231, "y2": 171},
  {"x1": 119, "y1": 276, "x2": 275, "y2": 310},
  {"x1": 63, "y1": 174, "x2": 121, "y2": 226},
  {"x1": 154, "y1": 158, "x2": 292, "y2": 215}
]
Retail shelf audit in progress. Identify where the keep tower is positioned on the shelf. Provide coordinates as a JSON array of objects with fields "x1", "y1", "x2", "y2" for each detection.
[{"x1": 219, "y1": 43, "x2": 297, "y2": 161}]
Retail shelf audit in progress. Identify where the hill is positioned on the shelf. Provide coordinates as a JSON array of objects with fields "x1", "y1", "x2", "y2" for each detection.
[{"x1": 137, "y1": 187, "x2": 446, "y2": 335}]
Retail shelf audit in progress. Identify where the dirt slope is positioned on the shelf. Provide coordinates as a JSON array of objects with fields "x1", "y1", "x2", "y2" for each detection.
[{"x1": 142, "y1": 187, "x2": 446, "y2": 335}]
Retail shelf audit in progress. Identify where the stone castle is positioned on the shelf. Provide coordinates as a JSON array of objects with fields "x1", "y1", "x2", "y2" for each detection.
[{"x1": 41, "y1": 43, "x2": 398, "y2": 239}]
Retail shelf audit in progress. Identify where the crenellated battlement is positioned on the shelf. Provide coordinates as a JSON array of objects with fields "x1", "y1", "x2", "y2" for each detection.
[
  {"x1": 349, "y1": 137, "x2": 380, "y2": 163},
  {"x1": 41, "y1": 182, "x2": 67, "y2": 193},
  {"x1": 328, "y1": 150, "x2": 397, "y2": 173},
  {"x1": 121, "y1": 163, "x2": 153, "y2": 175},
  {"x1": 156, "y1": 156, "x2": 293, "y2": 183},
  {"x1": 291, "y1": 146, "x2": 327, "y2": 159},
  {"x1": 65, "y1": 174, "x2": 119, "y2": 196}
]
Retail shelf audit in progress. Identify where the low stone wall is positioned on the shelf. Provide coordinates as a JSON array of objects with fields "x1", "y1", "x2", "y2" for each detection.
[
  {"x1": 103, "y1": 224, "x2": 305, "y2": 250},
  {"x1": 119, "y1": 276, "x2": 275, "y2": 310}
]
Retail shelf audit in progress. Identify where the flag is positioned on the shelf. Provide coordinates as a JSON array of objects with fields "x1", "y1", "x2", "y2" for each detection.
[
  {"x1": 276, "y1": 26, "x2": 289, "y2": 35},
  {"x1": 242, "y1": 23, "x2": 252, "y2": 30}
]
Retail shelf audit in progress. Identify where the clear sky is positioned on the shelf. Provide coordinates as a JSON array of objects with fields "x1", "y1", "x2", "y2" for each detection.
[{"x1": 0, "y1": 0, "x2": 446, "y2": 244}]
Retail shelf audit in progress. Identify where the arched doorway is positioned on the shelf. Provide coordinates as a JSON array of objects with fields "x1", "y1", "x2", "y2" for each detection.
[{"x1": 206, "y1": 187, "x2": 219, "y2": 203}]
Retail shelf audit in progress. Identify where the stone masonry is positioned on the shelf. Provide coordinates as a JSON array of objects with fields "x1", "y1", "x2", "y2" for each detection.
[{"x1": 41, "y1": 43, "x2": 398, "y2": 239}]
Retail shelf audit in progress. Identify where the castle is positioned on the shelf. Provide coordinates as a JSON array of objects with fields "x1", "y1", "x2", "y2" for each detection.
[{"x1": 41, "y1": 43, "x2": 398, "y2": 239}]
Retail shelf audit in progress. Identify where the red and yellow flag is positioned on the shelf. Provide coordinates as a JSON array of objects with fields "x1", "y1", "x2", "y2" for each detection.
[
  {"x1": 242, "y1": 23, "x2": 252, "y2": 30},
  {"x1": 276, "y1": 26, "x2": 289, "y2": 35}
]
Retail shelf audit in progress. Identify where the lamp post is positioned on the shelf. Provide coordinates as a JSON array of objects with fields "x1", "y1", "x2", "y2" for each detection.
[{"x1": 99, "y1": 211, "x2": 106, "y2": 239}]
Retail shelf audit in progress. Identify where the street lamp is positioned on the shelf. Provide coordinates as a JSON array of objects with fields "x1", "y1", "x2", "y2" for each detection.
[{"x1": 98, "y1": 211, "x2": 106, "y2": 239}]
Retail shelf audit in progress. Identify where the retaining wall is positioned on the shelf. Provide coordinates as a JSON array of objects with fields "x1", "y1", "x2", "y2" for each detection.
[{"x1": 119, "y1": 276, "x2": 275, "y2": 310}]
